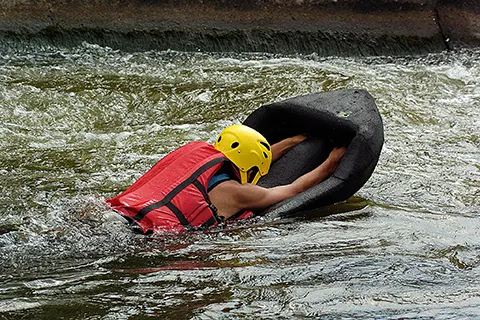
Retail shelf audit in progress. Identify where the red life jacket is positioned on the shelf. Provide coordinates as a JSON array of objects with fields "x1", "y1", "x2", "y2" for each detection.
[{"x1": 105, "y1": 141, "x2": 253, "y2": 233}]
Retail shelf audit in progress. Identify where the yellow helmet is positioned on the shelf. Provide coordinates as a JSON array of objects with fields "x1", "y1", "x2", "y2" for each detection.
[{"x1": 214, "y1": 124, "x2": 272, "y2": 185}]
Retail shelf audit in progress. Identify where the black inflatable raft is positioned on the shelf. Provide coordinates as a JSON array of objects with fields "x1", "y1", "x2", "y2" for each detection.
[{"x1": 243, "y1": 89, "x2": 384, "y2": 217}]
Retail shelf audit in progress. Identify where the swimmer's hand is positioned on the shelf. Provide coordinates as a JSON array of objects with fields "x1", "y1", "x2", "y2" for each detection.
[
  {"x1": 271, "y1": 135, "x2": 308, "y2": 162},
  {"x1": 291, "y1": 134, "x2": 307, "y2": 145},
  {"x1": 328, "y1": 147, "x2": 347, "y2": 165}
]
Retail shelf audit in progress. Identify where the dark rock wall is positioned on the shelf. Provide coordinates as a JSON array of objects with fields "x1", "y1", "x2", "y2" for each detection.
[{"x1": 0, "y1": 0, "x2": 478, "y2": 55}]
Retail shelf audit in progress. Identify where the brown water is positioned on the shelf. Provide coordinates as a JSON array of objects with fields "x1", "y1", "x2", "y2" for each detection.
[{"x1": 0, "y1": 44, "x2": 479, "y2": 319}]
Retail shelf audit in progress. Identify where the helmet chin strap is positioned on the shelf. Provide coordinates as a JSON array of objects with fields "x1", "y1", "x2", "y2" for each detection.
[
  {"x1": 231, "y1": 165, "x2": 261, "y2": 185},
  {"x1": 240, "y1": 171, "x2": 249, "y2": 184},
  {"x1": 240, "y1": 167, "x2": 261, "y2": 185},
  {"x1": 250, "y1": 172, "x2": 262, "y2": 185}
]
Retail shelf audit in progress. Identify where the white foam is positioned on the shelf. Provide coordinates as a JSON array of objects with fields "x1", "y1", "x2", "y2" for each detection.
[{"x1": 0, "y1": 300, "x2": 42, "y2": 312}]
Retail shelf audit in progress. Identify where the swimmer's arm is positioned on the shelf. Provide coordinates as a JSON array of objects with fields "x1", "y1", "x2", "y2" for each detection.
[
  {"x1": 271, "y1": 135, "x2": 307, "y2": 162},
  {"x1": 232, "y1": 147, "x2": 347, "y2": 211}
]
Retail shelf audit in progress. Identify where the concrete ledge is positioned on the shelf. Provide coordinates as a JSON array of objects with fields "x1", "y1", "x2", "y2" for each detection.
[
  {"x1": 437, "y1": 0, "x2": 480, "y2": 48},
  {"x1": 0, "y1": 0, "x2": 478, "y2": 55}
]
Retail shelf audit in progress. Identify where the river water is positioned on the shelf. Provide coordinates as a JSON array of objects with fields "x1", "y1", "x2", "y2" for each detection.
[{"x1": 0, "y1": 43, "x2": 479, "y2": 319}]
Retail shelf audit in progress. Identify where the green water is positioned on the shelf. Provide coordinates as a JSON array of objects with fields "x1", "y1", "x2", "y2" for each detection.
[{"x1": 0, "y1": 43, "x2": 479, "y2": 319}]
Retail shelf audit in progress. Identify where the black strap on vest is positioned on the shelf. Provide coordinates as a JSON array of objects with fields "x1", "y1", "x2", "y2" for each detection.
[
  {"x1": 133, "y1": 157, "x2": 227, "y2": 230},
  {"x1": 165, "y1": 202, "x2": 191, "y2": 228},
  {"x1": 193, "y1": 179, "x2": 221, "y2": 230}
]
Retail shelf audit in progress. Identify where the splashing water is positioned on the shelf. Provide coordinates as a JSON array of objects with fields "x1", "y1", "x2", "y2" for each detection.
[{"x1": 0, "y1": 43, "x2": 479, "y2": 319}]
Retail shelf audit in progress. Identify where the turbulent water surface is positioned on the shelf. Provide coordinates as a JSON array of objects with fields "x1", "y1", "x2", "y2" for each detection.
[{"x1": 0, "y1": 43, "x2": 479, "y2": 319}]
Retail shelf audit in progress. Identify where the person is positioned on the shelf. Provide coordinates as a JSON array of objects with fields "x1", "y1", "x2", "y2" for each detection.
[{"x1": 106, "y1": 124, "x2": 346, "y2": 233}]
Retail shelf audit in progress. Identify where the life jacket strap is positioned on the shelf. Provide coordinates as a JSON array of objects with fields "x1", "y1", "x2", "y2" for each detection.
[
  {"x1": 132, "y1": 157, "x2": 227, "y2": 230},
  {"x1": 165, "y1": 202, "x2": 192, "y2": 230},
  {"x1": 193, "y1": 179, "x2": 222, "y2": 230}
]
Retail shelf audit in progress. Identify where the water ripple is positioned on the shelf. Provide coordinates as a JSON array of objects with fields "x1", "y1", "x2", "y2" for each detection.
[{"x1": 0, "y1": 45, "x2": 479, "y2": 318}]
